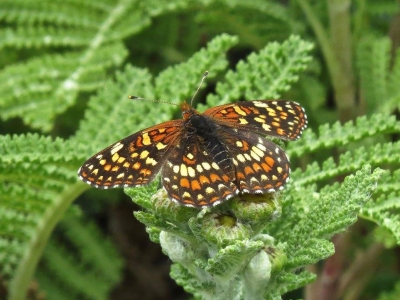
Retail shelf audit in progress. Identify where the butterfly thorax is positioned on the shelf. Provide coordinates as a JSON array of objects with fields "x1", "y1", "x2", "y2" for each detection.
[
  {"x1": 180, "y1": 102, "x2": 235, "y2": 178},
  {"x1": 180, "y1": 101, "x2": 216, "y2": 135}
]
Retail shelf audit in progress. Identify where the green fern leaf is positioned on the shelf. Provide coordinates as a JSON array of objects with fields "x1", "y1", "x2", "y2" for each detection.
[
  {"x1": 357, "y1": 36, "x2": 390, "y2": 113},
  {"x1": 0, "y1": 0, "x2": 193, "y2": 131},
  {"x1": 0, "y1": 34, "x2": 238, "y2": 299},
  {"x1": 361, "y1": 170, "x2": 400, "y2": 245},
  {"x1": 357, "y1": 36, "x2": 400, "y2": 114},
  {"x1": 155, "y1": 33, "x2": 239, "y2": 103},
  {"x1": 203, "y1": 35, "x2": 313, "y2": 109},
  {"x1": 198, "y1": 0, "x2": 302, "y2": 48},
  {"x1": 0, "y1": 133, "x2": 88, "y2": 299},
  {"x1": 73, "y1": 34, "x2": 238, "y2": 153},
  {"x1": 35, "y1": 216, "x2": 123, "y2": 300},
  {"x1": 0, "y1": 43, "x2": 127, "y2": 131},
  {"x1": 288, "y1": 113, "x2": 400, "y2": 158},
  {"x1": 265, "y1": 166, "x2": 384, "y2": 293},
  {"x1": 289, "y1": 141, "x2": 400, "y2": 189}
]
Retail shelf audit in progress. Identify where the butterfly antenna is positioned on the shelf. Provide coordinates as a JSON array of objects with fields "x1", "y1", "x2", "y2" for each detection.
[
  {"x1": 190, "y1": 71, "x2": 209, "y2": 106},
  {"x1": 128, "y1": 95, "x2": 179, "y2": 107}
]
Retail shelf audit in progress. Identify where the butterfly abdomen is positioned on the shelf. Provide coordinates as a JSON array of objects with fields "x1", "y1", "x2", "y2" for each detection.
[{"x1": 187, "y1": 114, "x2": 234, "y2": 177}]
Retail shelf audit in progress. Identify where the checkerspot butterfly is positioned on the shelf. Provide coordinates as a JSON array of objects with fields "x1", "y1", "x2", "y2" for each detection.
[{"x1": 78, "y1": 74, "x2": 307, "y2": 207}]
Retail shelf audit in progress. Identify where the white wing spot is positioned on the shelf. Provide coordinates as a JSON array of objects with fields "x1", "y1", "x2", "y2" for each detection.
[{"x1": 110, "y1": 143, "x2": 124, "y2": 155}]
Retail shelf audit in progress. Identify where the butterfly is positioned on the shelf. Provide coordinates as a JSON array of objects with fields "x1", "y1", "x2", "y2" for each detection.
[{"x1": 78, "y1": 94, "x2": 307, "y2": 207}]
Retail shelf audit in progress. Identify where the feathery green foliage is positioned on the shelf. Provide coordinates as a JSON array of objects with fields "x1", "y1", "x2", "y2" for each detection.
[
  {"x1": 1, "y1": 0, "x2": 400, "y2": 299},
  {"x1": 357, "y1": 37, "x2": 400, "y2": 114},
  {"x1": 0, "y1": 33, "x2": 238, "y2": 300},
  {"x1": 123, "y1": 35, "x2": 398, "y2": 299},
  {"x1": 0, "y1": 0, "x2": 191, "y2": 131},
  {"x1": 0, "y1": 133, "x2": 87, "y2": 299},
  {"x1": 287, "y1": 113, "x2": 400, "y2": 157},
  {"x1": 204, "y1": 35, "x2": 313, "y2": 109},
  {"x1": 73, "y1": 34, "x2": 238, "y2": 153},
  {"x1": 198, "y1": 0, "x2": 301, "y2": 47},
  {"x1": 378, "y1": 281, "x2": 400, "y2": 300},
  {"x1": 361, "y1": 169, "x2": 400, "y2": 245},
  {"x1": 35, "y1": 215, "x2": 123, "y2": 300}
]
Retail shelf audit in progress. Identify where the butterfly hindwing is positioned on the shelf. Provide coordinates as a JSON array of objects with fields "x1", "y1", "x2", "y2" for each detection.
[
  {"x1": 215, "y1": 127, "x2": 291, "y2": 193},
  {"x1": 162, "y1": 135, "x2": 238, "y2": 207}
]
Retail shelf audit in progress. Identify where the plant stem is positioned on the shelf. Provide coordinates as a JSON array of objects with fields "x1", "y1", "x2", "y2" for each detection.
[
  {"x1": 296, "y1": 0, "x2": 357, "y2": 121},
  {"x1": 327, "y1": 0, "x2": 356, "y2": 121},
  {"x1": 9, "y1": 183, "x2": 89, "y2": 300},
  {"x1": 340, "y1": 243, "x2": 385, "y2": 300}
]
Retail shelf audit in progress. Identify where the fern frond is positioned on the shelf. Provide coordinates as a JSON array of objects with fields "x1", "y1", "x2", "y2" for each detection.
[
  {"x1": 72, "y1": 66, "x2": 155, "y2": 153},
  {"x1": 155, "y1": 34, "x2": 239, "y2": 103},
  {"x1": 386, "y1": 46, "x2": 400, "y2": 111},
  {"x1": 0, "y1": 134, "x2": 82, "y2": 183},
  {"x1": 198, "y1": 0, "x2": 302, "y2": 47},
  {"x1": 203, "y1": 35, "x2": 313, "y2": 109},
  {"x1": 0, "y1": 43, "x2": 127, "y2": 131},
  {"x1": 73, "y1": 34, "x2": 238, "y2": 153},
  {"x1": 375, "y1": 169, "x2": 400, "y2": 195},
  {"x1": 290, "y1": 141, "x2": 400, "y2": 187},
  {"x1": 35, "y1": 216, "x2": 123, "y2": 300},
  {"x1": 216, "y1": 0, "x2": 296, "y2": 25},
  {"x1": 0, "y1": 0, "x2": 114, "y2": 33},
  {"x1": 0, "y1": 0, "x2": 189, "y2": 49},
  {"x1": 287, "y1": 113, "x2": 400, "y2": 158},
  {"x1": 0, "y1": 133, "x2": 87, "y2": 299},
  {"x1": 361, "y1": 170, "x2": 400, "y2": 244},
  {"x1": 265, "y1": 166, "x2": 384, "y2": 292},
  {"x1": 356, "y1": 36, "x2": 400, "y2": 114},
  {"x1": 362, "y1": 195, "x2": 400, "y2": 245},
  {"x1": 0, "y1": 0, "x2": 193, "y2": 131},
  {"x1": 357, "y1": 36, "x2": 390, "y2": 113}
]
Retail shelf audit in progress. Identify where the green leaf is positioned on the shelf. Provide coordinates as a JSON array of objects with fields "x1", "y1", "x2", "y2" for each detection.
[
  {"x1": 356, "y1": 36, "x2": 400, "y2": 114},
  {"x1": 205, "y1": 240, "x2": 264, "y2": 276},
  {"x1": 35, "y1": 216, "x2": 123, "y2": 300},
  {"x1": 287, "y1": 113, "x2": 400, "y2": 158},
  {"x1": 378, "y1": 281, "x2": 400, "y2": 300},
  {"x1": 203, "y1": 35, "x2": 313, "y2": 109},
  {"x1": 361, "y1": 170, "x2": 400, "y2": 245},
  {"x1": 268, "y1": 165, "x2": 383, "y2": 274},
  {"x1": 0, "y1": 0, "x2": 192, "y2": 131},
  {"x1": 73, "y1": 34, "x2": 238, "y2": 153}
]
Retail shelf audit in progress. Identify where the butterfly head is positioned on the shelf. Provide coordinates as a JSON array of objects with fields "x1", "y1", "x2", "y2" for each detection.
[
  {"x1": 180, "y1": 71, "x2": 209, "y2": 121},
  {"x1": 181, "y1": 101, "x2": 198, "y2": 120}
]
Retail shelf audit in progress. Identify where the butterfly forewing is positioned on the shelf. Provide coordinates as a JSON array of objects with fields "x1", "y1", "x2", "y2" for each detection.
[
  {"x1": 204, "y1": 100, "x2": 307, "y2": 140},
  {"x1": 78, "y1": 120, "x2": 184, "y2": 188}
]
